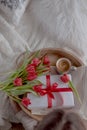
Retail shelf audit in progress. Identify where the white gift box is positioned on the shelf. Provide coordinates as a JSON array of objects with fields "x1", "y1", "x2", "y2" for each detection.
[{"x1": 27, "y1": 75, "x2": 74, "y2": 114}]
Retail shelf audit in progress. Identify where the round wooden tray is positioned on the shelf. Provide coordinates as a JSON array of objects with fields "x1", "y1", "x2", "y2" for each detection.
[{"x1": 12, "y1": 48, "x2": 84, "y2": 121}]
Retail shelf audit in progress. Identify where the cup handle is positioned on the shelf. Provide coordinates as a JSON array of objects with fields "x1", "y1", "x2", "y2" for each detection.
[{"x1": 69, "y1": 66, "x2": 77, "y2": 73}]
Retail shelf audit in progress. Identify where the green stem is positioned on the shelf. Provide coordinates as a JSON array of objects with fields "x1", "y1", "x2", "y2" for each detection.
[
  {"x1": 7, "y1": 93, "x2": 21, "y2": 103},
  {"x1": 69, "y1": 81, "x2": 82, "y2": 104}
]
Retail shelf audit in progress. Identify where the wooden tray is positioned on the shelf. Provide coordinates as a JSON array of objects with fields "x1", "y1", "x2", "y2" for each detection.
[{"x1": 12, "y1": 48, "x2": 84, "y2": 121}]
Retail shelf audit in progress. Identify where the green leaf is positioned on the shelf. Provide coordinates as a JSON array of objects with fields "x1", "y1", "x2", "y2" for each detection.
[
  {"x1": 27, "y1": 80, "x2": 42, "y2": 85},
  {"x1": 69, "y1": 81, "x2": 82, "y2": 104},
  {"x1": 2, "y1": 84, "x2": 14, "y2": 91},
  {"x1": 9, "y1": 89, "x2": 37, "y2": 96},
  {"x1": 7, "y1": 85, "x2": 33, "y2": 91}
]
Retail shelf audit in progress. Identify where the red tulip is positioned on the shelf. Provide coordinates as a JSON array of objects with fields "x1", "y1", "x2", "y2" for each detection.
[
  {"x1": 33, "y1": 84, "x2": 46, "y2": 96},
  {"x1": 60, "y1": 74, "x2": 70, "y2": 83},
  {"x1": 33, "y1": 84, "x2": 42, "y2": 92},
  {"x1": 27, "y1": 73, "x2": 37, "y2": 81},
  {"x1": 21, "y1": 97, "x2": 31, "y2": 107},
  {"x1": 26, "y1": 64, "x2": 36, "y2": 74},
  {"x1": 32, "y1": 58, "x2": 41, "y2": 67},
  {"x1": 13, "y1": 78, "x2": 22, "y2": 86},
  {"x1": 43, "y1": 56, "x2": 50, "y2": 65}
]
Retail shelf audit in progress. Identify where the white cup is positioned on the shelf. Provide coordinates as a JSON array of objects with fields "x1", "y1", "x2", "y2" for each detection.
[{"x1": 56, "y1": 58, "x2": 72, "y2": 74}]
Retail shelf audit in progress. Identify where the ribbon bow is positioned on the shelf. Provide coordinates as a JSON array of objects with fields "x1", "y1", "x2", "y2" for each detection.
[{"x1": 33, "y1": 75, "x2": 72, "y2": 108}]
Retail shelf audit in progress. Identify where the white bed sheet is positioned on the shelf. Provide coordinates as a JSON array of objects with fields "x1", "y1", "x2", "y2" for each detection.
[
  {"x1": 0, "y1": 0, "x2": 87, "y2": 73},
  {"x1": 15, "y1": 0, "x2": 87, "y2": 63}
]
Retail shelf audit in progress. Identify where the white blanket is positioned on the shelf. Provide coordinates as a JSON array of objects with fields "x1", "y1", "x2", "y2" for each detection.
[
  {"x1": 0, "y1": 0, "x2": 87, "y2": 67},
  {"x1": 15, "y1": 0, "x2": 87, "y2": 63}
]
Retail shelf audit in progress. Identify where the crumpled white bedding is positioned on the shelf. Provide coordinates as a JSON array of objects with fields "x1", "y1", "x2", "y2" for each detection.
[
  {"x1": 0, "y1": 0, "x2": 87, "y2": 129},
  {"x1": 1, "y1": 0, "x2": 87, "y2": 69},
  {"x1": 0, "y1": 15, "x2": 31, "y2": 73},
  {"x1": 15, "y1": 0, "x2": 87, "y2": 63}
]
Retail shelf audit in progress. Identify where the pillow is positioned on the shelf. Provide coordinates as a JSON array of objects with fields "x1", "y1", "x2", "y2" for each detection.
[{"x1": 0, "y1": 0, "x2": 30, "y2": 25}]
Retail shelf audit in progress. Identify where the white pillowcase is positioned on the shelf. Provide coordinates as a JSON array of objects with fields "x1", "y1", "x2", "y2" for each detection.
[{"x1": 0, "y1": 0, "x2": 30, "y2": 25}]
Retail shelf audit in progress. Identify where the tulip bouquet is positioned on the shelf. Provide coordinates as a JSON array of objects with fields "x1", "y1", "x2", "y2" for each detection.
[
  {"x1": 0, "y1": 50, "x2": 50, "y2": 105},
  {"x1": 0, "y1": 50, "x2": 81, "y2": 108}
]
